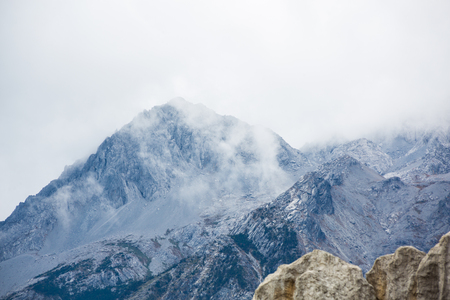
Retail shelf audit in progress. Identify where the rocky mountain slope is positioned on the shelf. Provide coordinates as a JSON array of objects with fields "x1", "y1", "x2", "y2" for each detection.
[
  {"x1": 0, "y1": 99, "x2": 311, "y2": 298},
  {"x1": 1, "y1": 99, "x2": 449, "y2": 299},
  {"x1": 231, "y1": 154, "x2": 450, "y2": 274},
  {"x1": 252, "y1": 231, "x2": 450, "y2": 300}
]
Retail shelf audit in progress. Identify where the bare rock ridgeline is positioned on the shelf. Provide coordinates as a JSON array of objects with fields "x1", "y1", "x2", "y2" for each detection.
[{"x1": 253, "y1": 231, "x2": 450, "y2": 300}]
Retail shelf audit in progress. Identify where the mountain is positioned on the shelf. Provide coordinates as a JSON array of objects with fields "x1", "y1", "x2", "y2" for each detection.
[
  {"x1": 231, "y1": 154, "x2": 450, "y2": 274},
  {"x1": 1, "y1": 99, "x2": 449, "y2": 299},
  {"x1": 0, "y1": 99, "x2": 311, "y2": 297}
]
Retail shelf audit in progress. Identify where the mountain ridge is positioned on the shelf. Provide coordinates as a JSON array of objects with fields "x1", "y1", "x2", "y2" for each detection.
[{"x1": 1, "y1": 99, "x2": 450, "y2": 299}]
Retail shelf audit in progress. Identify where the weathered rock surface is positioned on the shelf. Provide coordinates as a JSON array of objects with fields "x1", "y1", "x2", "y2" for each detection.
[
  {"x1": 366, "y1": 231, "x2": 450, "y2": 300},
  {"x1": 252, "y1": 249, "x2": 376, "y2": 300},
  {"x1": 416, "y1": 231, "x2": 450, "y2": 300},
  {"x1": 366, "y1": 246, "x2": 426, "y2": 300}
]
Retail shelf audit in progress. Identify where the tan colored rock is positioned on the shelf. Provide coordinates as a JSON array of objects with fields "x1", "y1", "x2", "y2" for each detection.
[
  {"x1": 366, "y1": 246, "x2": 426, "y2": 300},
  {"x1": 366, "y1": 254, "x2": 390, "y2": 300},
  {"x1": 253, "y1": 249, "x2": 376, "y2": 300},
  {"x1": 416, "y1": 232, "x2": 450, "y2": 300}
]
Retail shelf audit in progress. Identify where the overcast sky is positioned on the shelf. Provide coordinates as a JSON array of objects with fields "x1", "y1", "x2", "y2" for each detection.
[{"x1": 1, "y1": 0, "x2": 450, "y2": 221}]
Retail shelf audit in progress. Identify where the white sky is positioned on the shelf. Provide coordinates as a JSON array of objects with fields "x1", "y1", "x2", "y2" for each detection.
[{"x1": 1, "y1": 0, "x2": 450, "y2": 221}]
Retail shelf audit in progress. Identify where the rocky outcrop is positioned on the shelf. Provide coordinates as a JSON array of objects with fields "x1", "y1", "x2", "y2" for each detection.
[
  {"x1": 366, "y1": 246, "x2": 426, "y2": 300},
  {"x1": 416, "y1": 231, "x2": 450, "y2": 300},
  {"x1": 366, "y1": 231, "x2": 450, "y2": 300},
  {"x1": 254, "y1": 232, "x2": 450, "y2": 300},
  {"x1": 252, "y1": 249, "x2": 376, "y2": 300}
]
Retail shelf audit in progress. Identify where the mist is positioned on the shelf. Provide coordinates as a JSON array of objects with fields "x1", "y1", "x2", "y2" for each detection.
[{"x1": 1, "y1": 0, "x2": 450, "y2": 221}]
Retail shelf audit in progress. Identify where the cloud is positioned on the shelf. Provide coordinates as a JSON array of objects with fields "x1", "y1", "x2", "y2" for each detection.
[{"x1": 1, "y1": 0, "x2": 450, "y2": 220}]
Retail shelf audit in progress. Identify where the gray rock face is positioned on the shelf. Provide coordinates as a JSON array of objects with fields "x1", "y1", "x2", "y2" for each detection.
[
  {"x1": 252, "y1": 249, "x2": 376, "y2": 300},
  {"x1": 416, "y1": 231, "x2": 450, "y2": 300},
  {"x1": 366, "y1": 246, "x2": 426, "y2": 300},
  {"x1": 1, "y1": 100, "x2": 311, "y2": 299},
  {"x1": 231, "y1": 154, "x2": 450, "y2": 276},
  {"x1": 0, "y1": 99, "x2": 307, "y2": 263}
]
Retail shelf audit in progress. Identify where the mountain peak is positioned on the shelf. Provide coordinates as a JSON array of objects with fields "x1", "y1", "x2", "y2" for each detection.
[
  {"x1": 166, "y1": 97, "x2": 210, "y2": 114},
  {"x1": 167, "y1": 96, "x2": 189, "y2": 106},
  {"x1": 0, "y1": 100, "x2": 306, "y2": 264},
  {"x1": 128, "y1": 98, "x2": 236, "y2": 135}
]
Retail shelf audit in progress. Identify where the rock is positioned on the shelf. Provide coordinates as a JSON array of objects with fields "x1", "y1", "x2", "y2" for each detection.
[
  {"x1": 416, "y1": 231, "x2": 450, "y2": 300},
  {"x1": 252, "y1": 249, "x2": 376, "y2": 300},
  {"x1": 366, "y1": 246, "x2": 426, "y2": 300}
]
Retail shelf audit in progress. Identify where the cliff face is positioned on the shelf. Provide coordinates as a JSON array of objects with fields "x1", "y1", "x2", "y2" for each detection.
[
  {"x1": 413, "y1": 231, "x2": 450, "y2": 300},
  {"x1": 366, "y1": 246, "x2": 426, "y2": 300},
  {"x1": 253, "y1": 249, "x2": 376, "y2": 300},
  {"x1": 368, "y1": 231, "x2": 450, "y2": 300},
  {"x1": 254, "y1": 231, "x2": 450, "y2": 300}
]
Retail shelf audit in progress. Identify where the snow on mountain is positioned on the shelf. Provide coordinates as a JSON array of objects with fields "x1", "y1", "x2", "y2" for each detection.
[
  {"x1": 1, "y1": 100, "x2": 449, "y2": 299},
  {"x1": 302, "y1": 125, "x2": 450, "y2": 181},
  {"x1": 302, "y1": 138, "x2": 393, "y2": 174},
  {"x1": 0, "y1": 99, "x2": 310, "y2": 297},
  {"x1": 231, "y1": 155, "x2": 450, "y2": 275},
  {"x1": 380, "y1": 126, "x2": 450, "y2": 182}
]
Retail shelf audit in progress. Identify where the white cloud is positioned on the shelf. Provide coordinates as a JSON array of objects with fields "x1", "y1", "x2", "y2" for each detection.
[{"x1": 1, "y1": 0, "x2": 450, "y2": 220}]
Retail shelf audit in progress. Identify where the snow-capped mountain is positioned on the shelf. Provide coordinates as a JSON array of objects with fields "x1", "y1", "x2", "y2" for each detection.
[
  {"x1": 0, "y1": 99, "x2": 310, "y2": 297},
  {"x1": 232, "y1": 154, "x2": 450, "y2": 274},
  {"x1": 1, "y1": 99, "x2": 449, "y2": 299}
]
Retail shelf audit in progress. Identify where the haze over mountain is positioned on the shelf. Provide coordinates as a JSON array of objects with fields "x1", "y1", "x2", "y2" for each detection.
[
  {"x1": 1, "y1": 100, "x2": 449, "y2": 299},
  {"x1": 2, "y1": 1, "x2": 450, "y2": 223}
]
